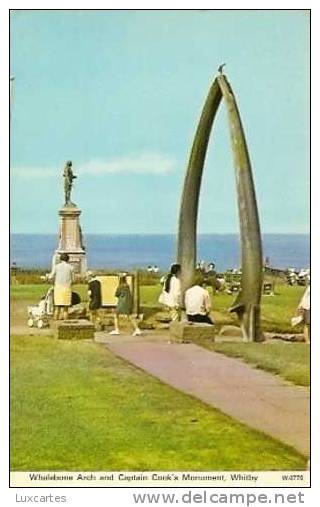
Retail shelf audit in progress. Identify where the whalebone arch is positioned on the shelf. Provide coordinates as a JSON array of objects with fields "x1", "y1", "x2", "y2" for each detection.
[{"x1": 177, "y1": 74, "x2": 263, "y2": 342}]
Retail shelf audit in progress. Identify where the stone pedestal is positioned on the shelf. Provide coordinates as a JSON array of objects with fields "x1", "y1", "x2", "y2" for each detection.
[
  {"x1": 55, "y1": 319, "x2": 95, "y2": 340},
  {"x1": 170, "y1": 321, "x2": 215, "y2": 343},
  {"x1": 53, "y1": 206, "x2": 87, "y2": 275}
]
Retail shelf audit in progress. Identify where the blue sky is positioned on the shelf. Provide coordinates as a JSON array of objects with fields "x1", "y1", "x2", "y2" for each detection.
[{"x1": 10, "y1": 9, "x2": 310, "y2": 234}]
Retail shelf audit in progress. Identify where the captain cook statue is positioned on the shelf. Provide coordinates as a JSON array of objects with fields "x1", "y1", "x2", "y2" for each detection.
[{"x1": 63, "y1": 160, "x2": 77, "y2": 207}]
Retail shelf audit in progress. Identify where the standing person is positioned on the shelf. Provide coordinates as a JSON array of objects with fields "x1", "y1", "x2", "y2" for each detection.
[
  {"x1": 86, "y1": 271, "x2": 102, "y2": 326},
  {"x1": 297, "y1": 284, "x2": 310, "y2": 343},
  {"x1": 158, "y1": 263, "x2": 181, "y2": 321},
  {"x1": 47, "y1": 253, "x2": 74, "y2": 320},
  {"x1": 109, "y1": 275, "x2": 141, "y2": 336},
  {"x1": 185, "y1": 272, "x2": 214, "y2": 325}
]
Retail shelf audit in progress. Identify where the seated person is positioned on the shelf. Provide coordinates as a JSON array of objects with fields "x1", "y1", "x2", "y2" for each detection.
[{"x1": 185, "y1": 272, "x2": 214, "y2": 325}]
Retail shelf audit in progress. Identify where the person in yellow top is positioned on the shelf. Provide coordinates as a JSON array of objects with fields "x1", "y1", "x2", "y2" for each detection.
[{"x1": 47, "y1": 253, "x2": 74, "y2": 320}]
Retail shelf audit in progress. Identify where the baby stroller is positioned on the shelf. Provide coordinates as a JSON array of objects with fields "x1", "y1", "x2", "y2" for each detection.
[{"x1": 27, "y1": 287, "x2": 54, "y2": 328}]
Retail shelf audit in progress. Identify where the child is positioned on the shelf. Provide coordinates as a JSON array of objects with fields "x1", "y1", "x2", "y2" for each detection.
[{"x1": 109, "y1": 275, "x2": 141, "y2": 336}]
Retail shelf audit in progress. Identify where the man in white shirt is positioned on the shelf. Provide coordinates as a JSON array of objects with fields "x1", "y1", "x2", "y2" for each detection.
[
  {"x1": 47, "y1": 253, "x2": 74, "y2": 320},
  {"x1": 185, "y1": 272, "x2": 214, "y2": 325}
]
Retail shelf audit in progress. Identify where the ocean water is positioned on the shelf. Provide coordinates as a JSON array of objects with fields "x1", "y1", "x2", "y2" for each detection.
[{"x1": 10, "y1": 234, "x2": 310, "y2": 272}]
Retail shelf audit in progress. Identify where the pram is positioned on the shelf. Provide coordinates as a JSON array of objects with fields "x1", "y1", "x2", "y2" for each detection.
[
  {"x1": 27, "y1": 288, "x2": 82, "y2": 328},
  {"x1": 27, "y1": 287, "x2": 54, "y2": 328}
]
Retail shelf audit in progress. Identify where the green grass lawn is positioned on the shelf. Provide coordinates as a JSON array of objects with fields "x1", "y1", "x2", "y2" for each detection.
[
  {"x1": 10, "y1": 282, "x2": 305, "y2": 333},
  {"x1": 195, "y1": 340, "x2": 310, "y2": 387},
  {"x1": 10, "y1": 335, "x2": 307, "y2": 471}
]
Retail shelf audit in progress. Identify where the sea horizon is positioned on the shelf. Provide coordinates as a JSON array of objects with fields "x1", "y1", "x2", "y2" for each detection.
[
  {"x1": 11, "y1": 232, "x2": 310, "y2": 235},
  {"x1": 10, "y1": 233, "x2": 310, "y2": 272}
]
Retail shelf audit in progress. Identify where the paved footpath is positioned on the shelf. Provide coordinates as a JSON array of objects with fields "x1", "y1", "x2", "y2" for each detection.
[{"x1": 96, "y1": 331, "x2": 310, "y2": 456}]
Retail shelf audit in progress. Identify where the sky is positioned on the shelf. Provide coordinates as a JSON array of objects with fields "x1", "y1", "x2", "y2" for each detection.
[{"x1": 10, "y1": 9, "x2": 310, "y2": 234}]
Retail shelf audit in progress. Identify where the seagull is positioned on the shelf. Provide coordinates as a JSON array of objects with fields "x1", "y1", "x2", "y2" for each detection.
[{"x1": 218, "y1": 63, "x2": 226, "y2": 74}]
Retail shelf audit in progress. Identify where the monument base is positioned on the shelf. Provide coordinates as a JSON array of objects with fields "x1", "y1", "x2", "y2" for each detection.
[
  {"x1": 53, "y1": 249, "x2": 87, "y2": 276},
  {"x1": 170, "y1": 321, "x2": 215, "y2": 343},
  {"x1": 54, "y1": 205, "x2": 87, "y2": 275}
]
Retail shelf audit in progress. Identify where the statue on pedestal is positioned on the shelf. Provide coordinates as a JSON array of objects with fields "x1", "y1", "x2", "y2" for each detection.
[
  {"x1": 50, "y1": 160, "x2": 87, "y2": 275},
  {"x1": 63, "y1": 160, "x2": 77, "y2": 207}
]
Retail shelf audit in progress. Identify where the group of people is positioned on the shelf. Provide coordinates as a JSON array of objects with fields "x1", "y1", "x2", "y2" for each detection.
[
  {"x1": 147, "y1": 265, "x2": 159, "y2": 273},
  {"x1": 86, "y1": 271, "x2": 142, "y2": 335},
  {"x1": 158, "y1": 263, "x2": 214, "y2": 325},
  {"x1": 47, "y1": 255, "x2": 213, "y2": 333},
  {"x1": 46, "y1": 253, "x2": 141, "y2": 335},
  {"x1": 46, "y1": 254, "x2": 310, "y2": 341},
  {"x1": 196, "y1": 260, "x2": 216, "y2": 275},
  {"x1": 286, "y1": 267, "x2": 310, "y2": 286}
]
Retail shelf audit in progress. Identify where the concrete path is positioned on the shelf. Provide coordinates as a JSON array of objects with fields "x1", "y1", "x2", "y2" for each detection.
[{"x1": 96, "y1": 331, "x2": 310, "y2": 456}]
